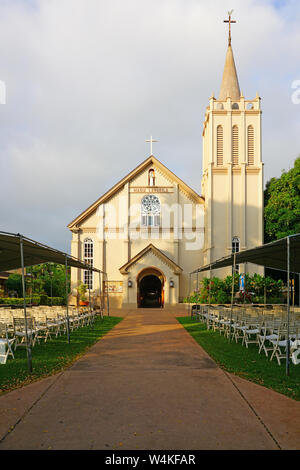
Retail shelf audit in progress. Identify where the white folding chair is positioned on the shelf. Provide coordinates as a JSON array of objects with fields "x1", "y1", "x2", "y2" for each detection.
[
  {"x1": 270, "y1": 327, "x2": 298, "y2": 366},
  {"x1": 13, "y1": 317, "x2": 36, "y2": 350},
  {"x1": 0, "y1": 322, "x2": 15, "y2": 364}
]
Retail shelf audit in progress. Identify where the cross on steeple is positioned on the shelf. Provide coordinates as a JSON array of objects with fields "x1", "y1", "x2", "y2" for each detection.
[
  {"x1": 224, "y1": 10, "x2": 236, "y2": 46},
  {"x1": 146, "y1": 135, "x2": 159, "y2": 155}
]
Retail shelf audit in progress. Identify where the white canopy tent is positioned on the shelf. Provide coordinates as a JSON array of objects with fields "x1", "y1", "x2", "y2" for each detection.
[
  {"x1": 0, "y1": 231, "x2": 108, "y2": 372},
  {"x1": 189, "y1": 234, "x2": 300, "y2": 376}
]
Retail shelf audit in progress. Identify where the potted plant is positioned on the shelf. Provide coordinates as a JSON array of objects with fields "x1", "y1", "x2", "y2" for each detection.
[{"x1": 77, "y1": 282, "x2": 89, "y2": 306}]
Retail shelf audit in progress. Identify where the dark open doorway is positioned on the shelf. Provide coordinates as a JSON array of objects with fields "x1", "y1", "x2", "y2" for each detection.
[{"x1": 138, "y1": 274, "x2": 163, "y2": 308}]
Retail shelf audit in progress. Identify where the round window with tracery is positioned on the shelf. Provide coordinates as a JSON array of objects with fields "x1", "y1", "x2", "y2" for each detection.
[{"x1": 141, "y1": 195, "x2": 160, "y2": 214}]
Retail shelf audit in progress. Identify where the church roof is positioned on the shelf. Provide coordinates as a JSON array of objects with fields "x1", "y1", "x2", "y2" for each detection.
[
  {"x1": 219, "y1": 43, "x2": 241, "y2": 101},
  {"x1": 67, "y1": 155, "x2": 204, "y2": 229},
  {"x1": 119, "y1": 243, "x2": 183, "y2": 275}
]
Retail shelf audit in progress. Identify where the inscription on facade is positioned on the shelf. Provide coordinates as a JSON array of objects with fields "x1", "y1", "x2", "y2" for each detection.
[{"x1": 130, "y1": 187, "x2": 174, "y2": 194}]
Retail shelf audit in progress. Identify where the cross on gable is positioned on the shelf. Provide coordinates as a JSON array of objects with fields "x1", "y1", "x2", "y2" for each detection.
[{"x1": 146, "y1": 136, "x2": 159, "y2": 156}]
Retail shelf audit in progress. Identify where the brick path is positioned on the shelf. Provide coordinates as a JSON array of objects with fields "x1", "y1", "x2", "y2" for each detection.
[{"x1": 0, "y1": 308, "x2": 299, "y2": 450}]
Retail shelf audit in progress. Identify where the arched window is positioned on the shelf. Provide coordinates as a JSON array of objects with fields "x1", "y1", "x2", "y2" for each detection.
[
  {"x1": 83, "y1": 238, "x2": 93, "y2": 290},
  {"x1": 232, "y1": 103, "x2": 239, "y2": 110},
  {"x1": 217, "y1": 125, "x2": 223, "y2": 166},
  {"x1": 247, "y1": 125, "x2": 255, "y2": 166},
  {"x1": 141, "y1": 195, "x2": 160, "y2": 227},
  {"x1": 148, "y1": 169, "x2": 155, "y2": 186},
  {"x1": 232, "y1": 125, "x2": 239, "y2": 166}
]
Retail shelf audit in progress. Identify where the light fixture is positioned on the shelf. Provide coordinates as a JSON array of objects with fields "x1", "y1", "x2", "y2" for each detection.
[
  {"x1": 170, "y1": 280, "x2": 175, "y2": 288},
  {"x1": 128, "y1": 280, "x2": 133, "y2": 288}
]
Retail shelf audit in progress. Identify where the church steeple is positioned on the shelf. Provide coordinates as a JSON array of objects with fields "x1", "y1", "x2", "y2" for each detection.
[
  {"x1": 201, "y1": 11, "x2": 264, "y2": 276},
  {"x1": 219, "y1": 11, "x2": 240, "y2": 100}
]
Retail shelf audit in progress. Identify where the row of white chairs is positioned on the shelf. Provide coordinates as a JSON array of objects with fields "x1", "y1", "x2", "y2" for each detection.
[
  {"x1": 191, "y1": 305, "x2": 300, "y2": 366},
  {"x1": 0, "y1": 306, "x2": 101, "y2": 365}
]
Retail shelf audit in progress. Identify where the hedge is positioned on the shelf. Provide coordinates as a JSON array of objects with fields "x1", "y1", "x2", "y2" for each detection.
[{"x1": 0, "y1": 296, "x2": 64, "y2": 306}]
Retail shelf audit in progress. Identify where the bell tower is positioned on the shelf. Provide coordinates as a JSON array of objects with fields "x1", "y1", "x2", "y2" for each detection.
[{"x1": 201, "y1": 12, "x2": 264, "y2": 276}]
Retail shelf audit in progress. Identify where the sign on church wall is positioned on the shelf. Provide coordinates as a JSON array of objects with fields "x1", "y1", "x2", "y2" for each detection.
[
  {"x1": 104, "y1": 280, "x2": 123, "y2": 293},
  {"x1": 130, "y1": 187, "x2": 174, "y2": 194}
]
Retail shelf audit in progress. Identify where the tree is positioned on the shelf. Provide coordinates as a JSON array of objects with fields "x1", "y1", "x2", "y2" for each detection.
[{"x1": 264, "y1": 156, "x2": 300, "y2": 242}]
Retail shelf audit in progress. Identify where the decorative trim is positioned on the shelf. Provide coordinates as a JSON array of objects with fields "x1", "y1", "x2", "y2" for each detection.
[
  {"x1": 212, "y1": 168, "x2": 228, "y2": 175},
  {"x1": 119, "y1": 243, "x2": 183, "y2": 275},
  {"x1": 246, "y1": 168, "x2": 261, "y2": 174},
  {"x1": 80, "y1": 228, "x2": 97, "y2": 233}
]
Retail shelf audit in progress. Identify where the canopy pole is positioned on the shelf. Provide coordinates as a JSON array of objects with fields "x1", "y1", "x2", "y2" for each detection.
[
  {"x1": 196, "y1": 271, "x2": 199, "y2": 312},
  {"x1": 98, "y1": 271, "x2": 103, "y2": 316},
  {"x1": 244, "y1": 264, "x2": 247, "y2": 305},
  {"x1": 105, "y1": 273, "x2": 110, "y2": 316},
  {"x1": 230, "y1": 252, "x2": 237, "y2": 341},
  {"x1": 65, "y1": 256, "x2": 70, "y2": 344},
  {"x1": 209, "y1": 265, "x2": 212, "y2": 306},
  {"x1": 293, "y1": 273, "x2": 295, "y2": 309},
  {"x1": 88, "y1": 266, "x2": 92, "y2": 317},
  {"x1": 299, "y1": 273, "x2": 300, "y2": 307},
  {"x1": 20, "y1": 235, "x2": 32, "y2": 373},
  {"x1": 286, "y1": 237, "x2": 290, "y2": 377},
  {"x1": 188, "y1": 273, "x2": 192, "y2": 318}
]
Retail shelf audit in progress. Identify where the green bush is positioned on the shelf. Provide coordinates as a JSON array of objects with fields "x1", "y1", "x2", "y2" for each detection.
[
  {"x1": 0, "y1": 297, "x2": 40, "y2": 306},
  {"x1": 0, "y1": 295, "x2": 64, "y2": 307},
  {"x1": 185, "y1": 274, "x2": 285, "y2": 305},
  {"x1": 48, "y1": 297, "x2": 64, "y2": 306}
]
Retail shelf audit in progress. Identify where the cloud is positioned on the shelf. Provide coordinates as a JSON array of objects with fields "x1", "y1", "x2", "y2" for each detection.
[{"x1": 0, "y1": 0, "x2": 300, "y2": 251}]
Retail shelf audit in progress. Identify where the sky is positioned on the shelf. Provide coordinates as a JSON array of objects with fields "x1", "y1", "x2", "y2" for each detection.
[{"x1": 0, "y1": 0, "x2": 300, "y2": 253}]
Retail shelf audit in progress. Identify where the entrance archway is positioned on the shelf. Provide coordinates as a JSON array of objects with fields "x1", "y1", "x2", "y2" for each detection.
[{"x1": 137, "y1": 268, "x2": 164, "y2": 308}]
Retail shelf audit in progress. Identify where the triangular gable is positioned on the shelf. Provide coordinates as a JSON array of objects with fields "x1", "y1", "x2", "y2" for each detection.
[
  {"x1": 67, "y1": 155, "x2": 204, "y2": 229},
  {"x1": 119, "y1": 244, "x2": 183, "y2": 275}
]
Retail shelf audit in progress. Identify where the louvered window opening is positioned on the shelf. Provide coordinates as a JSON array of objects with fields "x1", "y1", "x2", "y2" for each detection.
[
  {"x1": 217, "y1": 126, "x2": 223, "y2": 166},
  {"x1": 248, "y1": 126, "x2": 254, "y2": 165},
  {"x1": 232, "y1": 126, "x2": 239, "y2": 166}
]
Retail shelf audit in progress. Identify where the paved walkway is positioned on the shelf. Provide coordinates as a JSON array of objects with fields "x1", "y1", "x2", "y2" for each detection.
[{"x1": 0, "y1": 308, "x2": 299, "y2": 450}]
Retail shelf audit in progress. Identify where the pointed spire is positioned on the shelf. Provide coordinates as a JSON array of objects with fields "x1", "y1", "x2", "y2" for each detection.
[
  {"x1": 219, "y1": 11, "x2": 241, "y2": 101},
  {"x1": 219, "y1": 44, "x2": 241, "y2": 101}
]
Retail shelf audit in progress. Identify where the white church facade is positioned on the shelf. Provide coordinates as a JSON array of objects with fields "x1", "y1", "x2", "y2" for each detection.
[{"x1": 67, "y1": 24, "x2": 264, "y2": 308}]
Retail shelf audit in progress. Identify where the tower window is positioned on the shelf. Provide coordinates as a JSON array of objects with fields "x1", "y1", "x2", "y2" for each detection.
[
  {"x1": 232, "y1": 237, "x2": 240, "y2": 275},
  {"x1": 232, "y1": 103, "x2": 239, "y2": 110},
  {"x1": 232, "y1": 125, "x2": 239, "y2": 166},
  {"x1": 232, "y1": 237, "x2": 240, "y2": 254},
  {"x1": 83, "y1": 238, "x2": 93, "y2": 290},
  {"x1": 247, "y1": 125, "x2": 255, "y2": 166},
  {"x1": 141, "y1": 195, "x2": 160, "y2": 227},
  {"x1": 217, "y1": 125, "x2": 223, "y2": 166}
]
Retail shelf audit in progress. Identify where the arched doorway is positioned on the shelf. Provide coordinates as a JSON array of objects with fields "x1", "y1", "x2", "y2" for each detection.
[{"x1": 137, "y1": 268, "x2": 164, "y2": 308}]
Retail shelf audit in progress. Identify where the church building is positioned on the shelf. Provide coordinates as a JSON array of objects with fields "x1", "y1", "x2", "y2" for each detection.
[{"x1": 67, "y1": 18, "x2": 264, "y2": 308}]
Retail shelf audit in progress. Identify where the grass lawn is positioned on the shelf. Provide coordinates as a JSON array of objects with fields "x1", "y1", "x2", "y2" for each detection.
[
  {"x1": 177, "y1": 317, "x2": 300, "y2": 401},
  {"x1": 0, "y1": 315, "x2": 122, "y2": 395}
]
